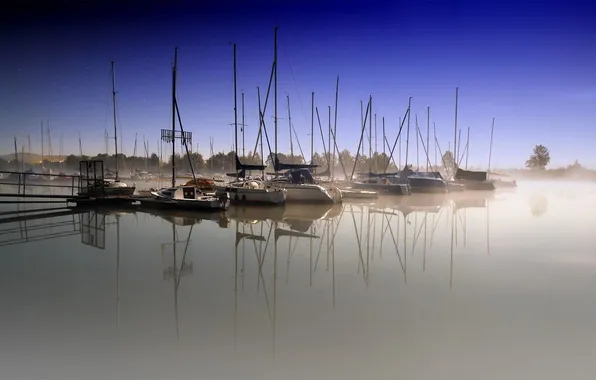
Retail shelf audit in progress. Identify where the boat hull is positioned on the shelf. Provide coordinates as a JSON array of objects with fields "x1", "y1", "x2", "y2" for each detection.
[
  {"x1": 407, "y1": 177, "x2": 448, "y2": 194},
  {"x1": 269, "y1": 183, "x2": 340, "y2": 203},
  {"x1": 352, "y1": 182, "x2": 411, "y2": 195},
  {"x1": 340, "y1": 189, "x2": 379, "y2": 200},
  {"x1": 214, "y1": 186, "x2": 287, "y2": 205},
  {"x1": 456, "y1": 180, "x2": 496, "y2": 191}
]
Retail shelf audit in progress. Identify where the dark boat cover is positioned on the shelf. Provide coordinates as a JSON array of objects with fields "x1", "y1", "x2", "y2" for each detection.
[{"x1": 455, "y1": 168, "x2": 488, "y2": 181}]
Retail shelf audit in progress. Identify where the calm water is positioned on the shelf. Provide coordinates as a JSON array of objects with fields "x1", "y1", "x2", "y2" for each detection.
[{"x1": 1, "y1": 181, "x2": 596, "y2": 380}]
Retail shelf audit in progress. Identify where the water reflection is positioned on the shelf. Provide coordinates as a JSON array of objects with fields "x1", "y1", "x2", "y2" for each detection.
[{"x1": 1, "y1": 187, "x2": 596, "y2": 379}]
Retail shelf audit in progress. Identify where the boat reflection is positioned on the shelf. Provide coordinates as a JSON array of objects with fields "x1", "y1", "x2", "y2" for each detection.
[
  {"x1": 143, "y1": 208, "x2": 229, "y2": 228},
  {"x1": 0, "y1": 192, "x2": 497, "y2": 355}
]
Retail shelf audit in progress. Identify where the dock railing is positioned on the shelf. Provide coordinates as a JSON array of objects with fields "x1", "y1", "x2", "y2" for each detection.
[{"x1": 0, "y1": 170, "x2": 82, "y2": 199}]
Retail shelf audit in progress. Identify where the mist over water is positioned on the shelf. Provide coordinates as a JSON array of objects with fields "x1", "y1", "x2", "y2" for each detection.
[{"x1": 1, "y1": 181, "x2": 595, "y2": 380}]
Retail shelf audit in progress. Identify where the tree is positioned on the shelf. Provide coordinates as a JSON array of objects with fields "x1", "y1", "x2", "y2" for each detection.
[{"x1": 525, "y1": 144, "x2": 550, "y2": 170}]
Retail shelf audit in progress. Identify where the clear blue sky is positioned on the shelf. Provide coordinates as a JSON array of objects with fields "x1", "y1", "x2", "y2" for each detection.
[{"x1": 1, "y1": 0, "x2": 595, "y2": 169}]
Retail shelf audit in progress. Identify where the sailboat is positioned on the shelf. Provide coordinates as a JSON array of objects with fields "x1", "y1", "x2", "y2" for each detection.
[
  {"x1": 79, "y1": 61, "x2": 135, "y2": 197},
  {"x1": 350, "y1": 97, "x2": 411, "y2": 195},
  {"x1": 400, "y1": 109, "x2": 447, "y2": 193},
  {"x1": 264, "y1": 28, "x2": 342, "y2": 203},
  {"x1": 212, "y1": 43, "x2": 286, "y2": 205},
  {"x1": 141, "y1": 48, "x2": 229, "y2": 211}
]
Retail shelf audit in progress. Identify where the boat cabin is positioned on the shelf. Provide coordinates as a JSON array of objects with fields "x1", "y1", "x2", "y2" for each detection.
[{"x1": 181, "y1": 186, "x2": 198, "y2": 199}]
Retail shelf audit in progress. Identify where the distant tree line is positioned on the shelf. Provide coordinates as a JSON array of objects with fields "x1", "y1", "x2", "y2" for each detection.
[{"x1": 1, "y1": 149, "x2": 406, "y2": 175}]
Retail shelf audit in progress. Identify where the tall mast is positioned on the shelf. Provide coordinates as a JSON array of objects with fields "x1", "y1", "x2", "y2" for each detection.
[
  {"x1": 287, "y1": 95, "x2": 293, "y2": 160},
  {"x1": 457, "y1": 128, "x2": 462, "y2": 167},
  {"x1": 488, "y1": 117, "x2": 495, "y2": 177},
  {"x1": 398, "y1": 117, "x2": 402, "y2": 168},
  {"x1": 310, "y1": 92, "x2": 314, "y2": 163},
  {"x1": 465, "y1": 126, "x2": 470, "y2": 170},
  {"x1": 332, "y1": 76, "x2": 339, "y2": 179},
  {"x1": 171, "y1": 47, "x2": 178, "y2": 188},
  {"x1": 328, "y1": 105, "x2": 331, "y2": 173},
  {"x1": 382, "y1": 117, "x2": 385, "y2": 167},
  {"x1": 13, "y1": 136, "x2": 18, "y2": 171},
  {"x1": 60, "y1": 134, "x2": 64, "y2": 172},
  {"x1": 405, "y1": 97, "x2": 412, "y2": 168},
  {"x1": 368, "y1": 95, "x2": 372, "y2": 172},
  {"x1": 233, "y1": 43, "x2": 238, "y2": 158},
  {"x1": 41, "y1": 121, "x2": 44, "y2": 163},
  {"x1": 27, "y1": 134, "x2": 31, "y2": 166},
  {"x1": 257, "y1": 87, "x2": 265, "y2": 173},
  {"x1": 415, "y1": 115, "x2": 419, "y2": 170},
  {"x1": 426, "y1": 106, "x2": 430, "y2": 172},
  {"x1": 374, "y1": 113, "x2": 377, "y2": 166},
  {"x1": 110, "y1": 61, "x2": 119, "y2": 180},
  {"x1": 273, "y1": 27, "x2": 278, "y2": 171},
  {"x1": 241, "y1": 91, "x2": 245, "y2": 158},
  {"x1": 433, "y1": 122, "x2": 437, "y2": 169},
  {"x1": 453, "y1": 87, "x2": 459, "y2": 174}
]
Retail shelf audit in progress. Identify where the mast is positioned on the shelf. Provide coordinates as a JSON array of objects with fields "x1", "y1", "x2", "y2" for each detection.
[
  {"x1": 105, "y1": 129, "x2": 109, "y2": 156},
  {"x1": 273, "y1": 27, "x2": 278, "y2": 173},
  {"x1": 287, "y1": 95, "x2": 293, "y2": 160},
  {"x1": 27, "y1": 134, "x2": 31, "y2": 167},
  {"x1": 398, "y1": 117, "x2": 402, "y2": 168},
  {"x1": 310, "y1": 92, "x2": 314, "y2": 163},
  {"x1": 465, "y1": 126, "x2": 470, "y2": 170},
  {"x1": 13, "y1": 136, "x2": 18, "y2": 171},
  {"x1": 405, "y1": 97, "x2": 412, "y2": 168},
  {"x1": 47, "y1": 126, "x2": 53, "y2": 157},
  {"x1": 59, "y1": 134, "x2": 64, "y2": 172},
  {"x1": 332, "y1": 75, "x2": 340, "y2": 179},
  {"x1": 415, "y1": 114, "x2": 419, "y2": 171},
  {"x1": 110, "y1": 61, "x2": 119, "y2": 180},
  {"x1": 257, "y1": 87, "x2": 265, "y2": 175},
  {"x1": 488, "y1": 117, "x2": 495, "y2": 177},
  {"x1": 328, "y1": 106, "x2": 331, "y2": 175},
  {"x1": 426, "y1": 107, "x2": 430, "y2": 172},
  {"x1": 433, "y1": 122, "x2": 437, "y2": 169},
  {"x1": 41, "y1": 121, "x2": 44, "y2": 163},
  {"x1": 241, "y1": 91, "x2": 245, "y2": 158},
  {"x1": 457, "y1": 128, "x2": 462, "y2": 167},
  {"x1": 368, "y1": 95, "x2": 372, "y2": 172},
  {"x1": 374, "y1": 113, "x2": 377, "y2": 160},
  {"x1": 382, "y1": 117, "x2": 385, "y2": 168},
  {"x1": 233, "y1": 43, "x2": 238, "y2": 179},
  {"x1": 453, "y1": 87, "x2": 459, "y2": 174},
  {"x1": 171, "y1": 47, "x2": 178, "y2": 187}
]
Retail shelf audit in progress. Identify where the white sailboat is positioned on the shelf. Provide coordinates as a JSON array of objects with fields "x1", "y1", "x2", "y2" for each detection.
[
  {"x1": 268, "y1": 160, "x2": 342, "y2": 203},
  {"x1": 79, "y1": 61, "x2": 135, "y2": 197},
  {"x1": 213, "y1": 43, "x2": 286, "y2": 205},
  {"x1": 265, "y1": 27, "x2": 341, "y2": 204}
]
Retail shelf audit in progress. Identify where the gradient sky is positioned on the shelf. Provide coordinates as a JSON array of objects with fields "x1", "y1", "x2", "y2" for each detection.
[{"x1": 1, "y1": 0, "x2": 595, "y2": 169}]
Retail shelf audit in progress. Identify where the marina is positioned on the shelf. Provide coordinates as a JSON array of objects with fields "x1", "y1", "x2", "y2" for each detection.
[{"x1": 3, "y1": 1, "x2": 596, "y2": 379}]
